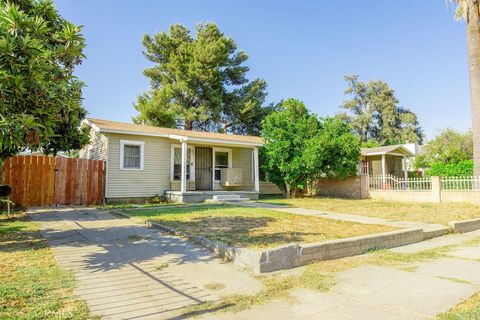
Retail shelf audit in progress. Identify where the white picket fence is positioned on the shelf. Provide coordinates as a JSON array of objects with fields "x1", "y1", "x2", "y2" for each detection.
[
  {"x1": 369, "y1": 175, "x2": 480, "y2": 191},
  {"x1": 369, "y1": 175, "x2": 431, "y2": 191},
  {"x1": 442, "y1": 176, "x2": 480, "y2": 190}
]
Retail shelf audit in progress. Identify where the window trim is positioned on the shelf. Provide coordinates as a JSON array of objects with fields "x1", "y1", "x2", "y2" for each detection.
[
  {"x1": 170, "y1": 144, "x2": 195, "y2": 182},
  {"x1": 212, "y1": 147, "x2": 232, "y2": 182},
  {"x1": 120, "y1": 140, "x2": 145, "y2": 170}
]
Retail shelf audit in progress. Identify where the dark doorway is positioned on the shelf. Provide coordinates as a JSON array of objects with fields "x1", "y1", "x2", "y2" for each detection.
[{"x1": 195, "y1": 147, "x2": 212, "y2": 190}]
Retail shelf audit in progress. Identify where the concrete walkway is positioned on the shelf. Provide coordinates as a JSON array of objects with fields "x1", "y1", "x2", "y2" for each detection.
[
  {"x1": 238, "y1": 201, "x2": 448, "y2": 235},
  {"x1": 202, "y1": 230, "x2": 480, "y2": 320},
  {"x1": 30, "y1": 208, "x2": 261, "y2": 320}
]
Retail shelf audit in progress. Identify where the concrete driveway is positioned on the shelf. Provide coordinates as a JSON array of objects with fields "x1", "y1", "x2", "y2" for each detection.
[{"x1": 30, "y1": 208, "x2": 260, "y2": 320}]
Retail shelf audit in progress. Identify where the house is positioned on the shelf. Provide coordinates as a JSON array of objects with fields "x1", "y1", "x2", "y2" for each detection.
[
  {"x1": 79, "y1": 118, "x2": 282, "y2": 203},
  {"x1": 360, "y1": 144, "x2": 415, "y2": 179}
]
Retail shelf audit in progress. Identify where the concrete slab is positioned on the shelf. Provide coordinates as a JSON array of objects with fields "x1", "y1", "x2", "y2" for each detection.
[
  {"x1": 30, "y1": 208, "x2": 261, "y2": 319},
  {"x1": 391, "y1": 229, "x2": 480, "y2": 254},
  {"x1": 415, "y1": 258, "x2": 480, "y2": 285},
  {"x1": 363, "y1": 272, "x2": 478, "y2": 317},
  {"x1": 201, "y1": 289, "x2": 346, "y2": 320},
  {"x1": 330, "y1": 265, "x2": 412, "y2": 296},
  {"x1": 448, "y1": 246, "x2": 480, "y2": 260},
  {"x1": 303, "y1": 297, "x2": 425, "y2": 320}
]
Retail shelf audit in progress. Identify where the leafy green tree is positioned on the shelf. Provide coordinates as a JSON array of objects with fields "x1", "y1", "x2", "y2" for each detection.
[
  {"x1": 134, "y1": 23, "x2": 272, "y2": 135},
  {"x1": 415, "y1": 129, "x2": 473, "y2": 168},
  {"x1": 0, "y1": 0, "x2": 89, "y2": 169},
  {"x1": 262, "y1": 99, "x2": 360, "y2": 197},
  {"x1": 338, "y1": 75, "x2": 424, "y2": 146}
]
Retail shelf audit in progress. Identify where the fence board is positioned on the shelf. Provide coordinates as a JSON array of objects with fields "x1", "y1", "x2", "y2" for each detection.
[{"x1": 3, "y1": 156, "x2": 104, "y2": 207}]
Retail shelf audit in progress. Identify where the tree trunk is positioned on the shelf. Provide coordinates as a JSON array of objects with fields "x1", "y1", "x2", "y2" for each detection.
[
  {"x1": 285, "y1": 182, "x2": 291, "y2": 199},
  {"x1": 466, "y1": 1, "x2": 480, "y2": 175},
  {"x1": 184, "y1": 120, "x2": 193, "y2": 130},
  {"x1": 0, "y1": 162, "x2": 3, "y2": 185}
]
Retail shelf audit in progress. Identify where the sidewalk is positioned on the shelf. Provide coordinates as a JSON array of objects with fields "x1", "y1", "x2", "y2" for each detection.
[{"x1": 202, "y1": 229, "x2": 480, "y2": 320}]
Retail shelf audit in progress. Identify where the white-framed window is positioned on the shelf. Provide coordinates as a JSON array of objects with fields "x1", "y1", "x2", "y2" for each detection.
[
  {"x1": 120, "y1": 140, "x2": 144, "y2": 170},
  {"x1": 213, "y1": 148, "x2": 232, "y2": 182},
  {"x1": 170, "y1": 144, "x2": 195, "y2": 181}
]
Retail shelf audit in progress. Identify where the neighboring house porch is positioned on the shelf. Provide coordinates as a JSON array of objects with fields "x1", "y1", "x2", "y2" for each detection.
[{"x1": 360, "y1": 145, "x2": 414, "y2": 179}]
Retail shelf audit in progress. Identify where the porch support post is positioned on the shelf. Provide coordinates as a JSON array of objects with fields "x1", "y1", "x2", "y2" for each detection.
[
  {"x1": 253, "y1": 147, "x2": 260, "y2": 192},
  {"x1": 381, "y1": 154, "x2": 386, "y2": 184},
  {"x1": 181, "y1": 139, "x2": 188, "y2": 193},
  {"x1": 403, "y1": 156, "x2": 408, "y2": 180}
]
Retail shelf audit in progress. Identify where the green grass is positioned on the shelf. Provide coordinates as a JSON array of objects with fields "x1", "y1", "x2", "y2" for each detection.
[
  {"x1": 124, "y1": 204, "x2": 396, "y2": 249},
  {"x1": 0, "y1": 212, "x2": 96, "y2": 320},
  {"x1": 258, "y1": 197, "x2": 480, "y2": 225}
]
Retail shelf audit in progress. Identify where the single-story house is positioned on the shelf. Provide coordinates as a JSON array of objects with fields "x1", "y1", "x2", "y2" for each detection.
[
  {"x1": 360, "y1": 145, "x2": 414, "y2": 179},
  {"x1": 79, "y1": 118, "x2": 282, "y2": 203}
]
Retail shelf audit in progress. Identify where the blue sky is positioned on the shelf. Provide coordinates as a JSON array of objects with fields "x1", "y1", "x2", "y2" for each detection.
[{"x1": 55, "y1": 0, "x2": 469, "y2": 140}]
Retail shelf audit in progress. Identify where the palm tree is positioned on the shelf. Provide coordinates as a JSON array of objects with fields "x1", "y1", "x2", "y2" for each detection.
[{"x1": 452, "y1": 0, "x2": 480, "y2": 175}]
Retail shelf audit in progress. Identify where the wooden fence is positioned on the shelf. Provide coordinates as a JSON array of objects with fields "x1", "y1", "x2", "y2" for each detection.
[{"x1": 3, "y1": 156, "x2": 105, "y2": 207}]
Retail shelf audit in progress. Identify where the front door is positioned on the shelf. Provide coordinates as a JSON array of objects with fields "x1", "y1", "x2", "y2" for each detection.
[{"x1": 195, "y1": 147, "x2": 212, "y2": 190}]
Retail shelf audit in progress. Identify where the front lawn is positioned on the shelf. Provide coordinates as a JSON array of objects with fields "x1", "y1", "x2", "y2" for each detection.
[
  {"x1": 0, "y1": 212, "x2": 95, "y2": 320},
  {"x1": 258, "y1": 197, "x2": 480, "y2": 225},
  {"x1": 125, "y1": 205, "x2": 396, "y2": 249}
]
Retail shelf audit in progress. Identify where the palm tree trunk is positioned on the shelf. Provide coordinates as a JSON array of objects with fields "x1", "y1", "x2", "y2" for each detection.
[{"x1": 466, "y1": 1, "x2": 480, "y2": 175}]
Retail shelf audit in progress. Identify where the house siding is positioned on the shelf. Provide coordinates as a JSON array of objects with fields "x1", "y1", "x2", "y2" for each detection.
[
  {"x1": 215, "y1": 147, "x2": 255, "y2": 191},
  {"x1": 88, "y1": 132, "x2": 261, "y2": 199},
  {"x1": 106, "y1": 133, "x2": 171, "y2": 198},
  {"x1": 79, "y1": 129, "x2": 108, "y2": 160}
]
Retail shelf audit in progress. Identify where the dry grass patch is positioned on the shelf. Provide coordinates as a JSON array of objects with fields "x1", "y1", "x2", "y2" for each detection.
[
  {"x1": 436, "y1": 292, "x2": 480, "y2": 320},
  {"x1": 259, "y1": 197, "x2": 480, "y2": 225},
  {"x1": 0, "y1": 212, "x2": 96, "y2": 320},
  {"x1": 126, "y1": 205, "x2": 397, "y2": 249}
]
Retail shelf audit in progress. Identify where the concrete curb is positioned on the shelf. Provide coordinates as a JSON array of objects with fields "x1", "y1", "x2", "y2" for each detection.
[{"x1": 449, "y1": 218, "x2": 480, "y2": 233}]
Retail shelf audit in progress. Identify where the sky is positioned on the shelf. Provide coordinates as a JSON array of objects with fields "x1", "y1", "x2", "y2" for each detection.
[{"x1": 54, "y1": 0, "x2": 470, "y2": 140}]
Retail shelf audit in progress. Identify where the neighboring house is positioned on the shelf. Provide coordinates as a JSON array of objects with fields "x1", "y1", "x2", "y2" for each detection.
[
  {"x1": 360, "y1": 145, "x2": 414, "y2": 179},
  {"x1": 79, "y1": 118, "x2": 282, "y2": 203}
]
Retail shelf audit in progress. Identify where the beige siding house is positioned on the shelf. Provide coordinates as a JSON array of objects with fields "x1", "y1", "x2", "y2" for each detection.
[{"x1": 80, "y1": 118, "x2": 281, "y2": 203}]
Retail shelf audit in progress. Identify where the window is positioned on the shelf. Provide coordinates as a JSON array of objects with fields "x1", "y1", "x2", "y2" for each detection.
[
  {"x1": 120, "y1": 140, "x2": 144, "y2": 170},
  {"x1": 214, "y1": 150, "x2": 230, "y2": 181},
  {"x1": 173, "y1": 147, "x2": 191, "y2": 181}
]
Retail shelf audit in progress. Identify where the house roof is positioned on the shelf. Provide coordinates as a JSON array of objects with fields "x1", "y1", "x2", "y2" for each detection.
[
  {"x1": 83, "y1": 118, "x2": 264, "y2": 146},
  {"x1": 361, "y1": 144, "x2": 414, "y2": 157}
]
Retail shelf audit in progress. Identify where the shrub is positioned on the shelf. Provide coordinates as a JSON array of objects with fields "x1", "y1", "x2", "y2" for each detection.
[{"x1": 425, "y1": 160, "x2": 474, "y2": 177}]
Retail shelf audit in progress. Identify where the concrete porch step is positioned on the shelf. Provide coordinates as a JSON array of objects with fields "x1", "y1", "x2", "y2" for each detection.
[{"x1": 212, "y1": 194, "x2": 249, "y2": 201}]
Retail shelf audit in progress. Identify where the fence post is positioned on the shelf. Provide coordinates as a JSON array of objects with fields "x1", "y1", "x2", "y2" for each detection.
[
  {"x1": 360, "y1": 175, "x2": 369, "y2": 199},
  {"x1": 431, "y1": 176, "x2": 441, "y2": 203}
]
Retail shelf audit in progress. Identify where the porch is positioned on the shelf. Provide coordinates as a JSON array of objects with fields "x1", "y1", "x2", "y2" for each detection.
[
  {"x1": 165, "y1": 190, "x2": 259, "y2": 203},
  {"x1": 360, "y1": 144, "x2": 414, "y2": 179},
  {"x1": 167, "y1": 137, "x2": 261, "y2": 202}
]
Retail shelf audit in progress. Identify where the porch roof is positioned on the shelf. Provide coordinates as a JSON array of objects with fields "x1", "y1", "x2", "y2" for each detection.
[
  {"x1": 84, "y1": 118, "x2": 264, "y2": 147},
  {"x1": 361, "y1": 144, "x2": 414, "y2": 157}
]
